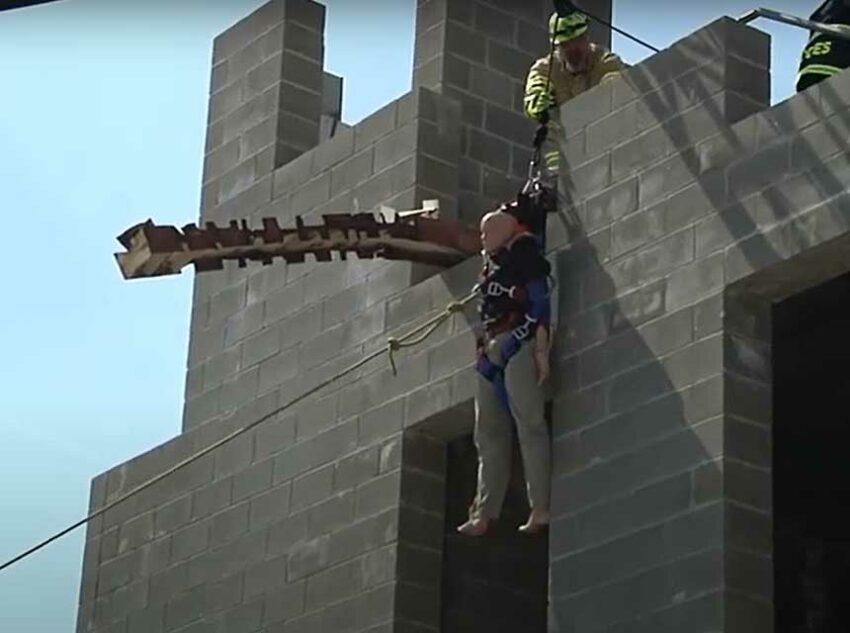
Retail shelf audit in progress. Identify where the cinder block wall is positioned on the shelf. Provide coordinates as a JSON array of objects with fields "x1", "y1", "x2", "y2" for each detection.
[{"x1": 77, "y1": 2, "x2": 850, "y2": 632}]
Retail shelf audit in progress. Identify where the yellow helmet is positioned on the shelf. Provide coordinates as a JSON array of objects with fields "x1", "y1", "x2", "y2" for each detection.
[{"x1": 549, "y1": 11, "x2": 589, "y2": 44}]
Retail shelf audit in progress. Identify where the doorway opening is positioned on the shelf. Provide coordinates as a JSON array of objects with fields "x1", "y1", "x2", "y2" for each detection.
[
  {"x1": 773, "y1": 272, "x2": 850, "y2": 631},
  {"x1": 439, "y1": 434, "x2": 549, "y2": 632}
]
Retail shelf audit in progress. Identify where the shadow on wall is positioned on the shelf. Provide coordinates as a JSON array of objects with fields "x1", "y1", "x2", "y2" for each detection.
[
  {"x1": 625, "y1": 30, "x2": 850, "y2": 279},
  {"x1": 544, "y1": 181, "x2": 722, "y2": 629}
]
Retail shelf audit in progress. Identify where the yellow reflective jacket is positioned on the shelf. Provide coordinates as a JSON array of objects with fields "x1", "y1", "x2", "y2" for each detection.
[{"x1": 524, "y1": 44, "x2": 627, "y2": 120}]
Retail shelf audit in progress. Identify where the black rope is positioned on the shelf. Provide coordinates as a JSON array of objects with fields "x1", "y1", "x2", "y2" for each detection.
[{"x1": 556, "y1": 0, "x2": 660, "y2": 54}]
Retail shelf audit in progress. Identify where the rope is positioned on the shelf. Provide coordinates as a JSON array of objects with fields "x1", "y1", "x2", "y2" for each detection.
[{"x1": 0, "y1": 290, "x2": 477, "y2": 574}]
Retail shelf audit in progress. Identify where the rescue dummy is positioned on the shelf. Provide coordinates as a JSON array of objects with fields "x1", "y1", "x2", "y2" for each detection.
[
  {"x1": 457, "y1": 210, "x2": 552, "y2": 536},
  {"x1": 523, "y1": 10, "x2": 627, "y2": 176}
]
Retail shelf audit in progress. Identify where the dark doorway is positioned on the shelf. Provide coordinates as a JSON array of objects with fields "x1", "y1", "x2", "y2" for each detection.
[
  {"x1": 440, "y1": 434, "x2": 549, "y2": 633},
  {"x1": 773, "y1": 272, "x2": 850, "y2": 632}
]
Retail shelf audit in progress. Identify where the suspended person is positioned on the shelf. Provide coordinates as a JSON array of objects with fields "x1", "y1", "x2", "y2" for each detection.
[
  {"x1": 796, "y1": 0, "x2": 850, "y2": 92},
  {"x1": 457, "y1": 209, "x2": 553, "y2": 536},
  {"x1": 523, "y1": 10, "x2": 627, "y2": 178}
]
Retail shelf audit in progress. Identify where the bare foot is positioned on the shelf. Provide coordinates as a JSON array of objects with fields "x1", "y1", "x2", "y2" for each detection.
[
  {"x1": 457, "y1": 515, "x2": 491, "y2": 536},
  {"x1": 518, "y1": 507, "x2": 550, "y2": 534}
]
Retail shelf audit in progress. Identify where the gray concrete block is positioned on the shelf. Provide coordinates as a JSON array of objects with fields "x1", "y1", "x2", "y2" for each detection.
[
  {"x1": 241, "y1": 325, "x2": 280, "y2": 369},
  {"x1": 290, "y1": 171, "x2": 331, "y2": 214},
  {"x1": 724, "y1": 333, "x2": 770, "y2": 384},
  {"x1": 417, "y1": 154, "x2": 458, "y2": 195},
  {"x1": 203, "y1": 138, "x2": 241, "y2": 184},
  {"x1": 244, "y1": 553, "x2": 288, "y2": 599},
  {"x1": 169, "y1": 519, "x2": 210, "y2": 565},
  {"x1": 467, "y1": 128, "x2": 510, "y2": 171},
  {"x1": 609, "y1": 124, "x2": 674, "y2": 183},
  {"x1": 246, "y1": 481, "x2": 291, "y2": 529},
  {"x1": 327, "y1": 509, "x2": 398, "y2": 567},
  {"x1": 355, "y1": 471, "x2": 402, "y2": 519},
  {"x1": 205, "y1": 174, "x2": 274, "y2": 221},
  {"x1": 265, "y1": 509, "x2": 308, "y2": 560},
  {"x1": 210, "y1": 502, "x2": 250, "y2": 548},
  {"x1": 213, "y1": 599, "x2": 264, "y2": 633},
  {"x1": 443, "y1": 53, "x2": 471, "y2": 91},
  {"x1": 418, "y1": 116, "x2": 462, "y2": 164},
  {"x1": 556, "y1": 549, "x2": 722, "y2": 631},
  {"x1": 380, "y1": 436, "x2": 403, "y2": 475},
  {"x1": 279, "y1": 80, "x2": 322, "y2": 125},
  {"x1": 470, "y1": 65, "x2": 516, "y2": 109},
  {"x1": 126, "y1": 605, "x2": 164, "y2": 633},
  {"x1": 413, "y1": 18, "x2": 446, "y2": 69},
  {"x1": 666, "y1": 253, "x2": 725, "y2": 312},
  {"x1": 441, "y1": 85, "x2": 485, "y2": 128},
  {"x1": 257, "y1": 349, "x2": 301, "y2": 396},
  {"x1": 263, "y1": 278, "x2": 306, "y2": 326},
  {"x1": 280, "y1": 50, "x2": 322, "y2": 95},
  {"x1": 232, "y1": 459, "x2": 274, "y2": 502},
  {"x1": 359, "y1": 399, "x2": 405, "y2": 446},
  {"x1": 203, "y1": 347, "x2": 241, "y2": 392},
  {"x1": 305, "y1": 558, "x2": 364, "y2": 611},
  {"x1": 186, "y1": 529, "x2": 266, "y2": 586},
  {"x1": 272, "y1": 146, "x2": 314, "y2": 200},
  {"x1": 190, "y1": 477, "x2": 233, "y2": 521},
  {"x1": 374, "y1": 122, "x2": 417, "y2": 173},
  {"x1": 336, "y1": 446, "x2": 380, "y2": 490},
  {"x1": 583, "y1": 176, "x2": 638, "y2": 232},
  {"x1": 693, "y1": 292, "x2": 723, "y2": 340},
  {"x1": 208, "y1": 79, "x2": 245, "y2": 126},
  {"x1": 219, "y1": 366, "x2": 260, "y2": 411},
  {"x1": 291, "y1": 464, "x2": 335, "y2": 511},
  {"x1": 287, "y1": 534, "x2": 331, "y2": 581},
  {"x1": 153, "y1": 495, "x2": 192, "y2": 538},
  {"x1": 330, "y1": 148, "x2": 374, "y2": 198},
  {"x1": 581, "y1": 307, "x2": 692, "y2": 387},
  {"x1": 727, "y1": 138, "x2": 792, "y2": 200},
  {"x1": 427, "y1": 331, "x2": 475, "y2": 382},
  {"x1": 413, "y1": 55, "x2": 444, "y2": 93},
  {"x1": 163, "y1": 584, "x2": 206, "y2": 630},
  {"x1": 263, "y1": 579, "x2": 307, "y2": 626},
  {"x1": 304, "y1": 490, "x2": 355, "y2": 539},
  {"x1": 484, "y1": 102, "x2": 535, "y2": 146},
  {"x1": 458, "y1": 156, "x2": 483, "y2": 193},
  {"x1": 311, "y1": 125, "x2": 355, "y2": 175},
  {"x1": 663, "y1": 335, "x2": 723, "y2": 392},
  {"x1": 725, "y1": 414, "x2": 770, "y2": 469},
  {"x1": 445, "y1": 20, "x2": 486, "y2": 64},
  {"x1": 474, "y1": 3, "x2": 514, "y2": 41},
  {"x1": 487, "y1": 40, "x2": 533, "y2": 80},
  {"x1": 224, "y1": 300, "x2": 264, "y2": 350},
  {"x1": 117, "y1": 513, "x2": 154, "y2": 556},
  {"x1": 639, "y1": 151, "x2": 699, "y2": 208},
  {"x1": 254, "y1": 411, "x2": 297, "y2": 460},
  {"x1": 354, "y1": 102, "x2": 398, "y2": 153},
  {"x1": 727, "y1": 548, "x2": 772, "y2": 601},
  {"x1": 208, "y1": 283, "x2": 247, "y2": 325},
  {"x1": 726, "y1": 459, "x2": 771, "y2": 512},
  {"x1": 216, "y1": 157, "x2": 258, "y2": 203},
  {"x1": 352, "y1": 156, "x2": 417, "y2": 210},
  {"x1": 726, "y1": 501, "x2": 771, "y2": 556}
]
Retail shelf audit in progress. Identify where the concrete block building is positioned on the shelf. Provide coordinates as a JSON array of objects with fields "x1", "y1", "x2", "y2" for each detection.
[{"x1": 76, "y1": 0, "x2": 850, "y2": 631}]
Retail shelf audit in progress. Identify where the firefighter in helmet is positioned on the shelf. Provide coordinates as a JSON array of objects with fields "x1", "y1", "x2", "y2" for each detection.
[{"x1": 523, "y1": 10, "x2": 627, "y2": 176}]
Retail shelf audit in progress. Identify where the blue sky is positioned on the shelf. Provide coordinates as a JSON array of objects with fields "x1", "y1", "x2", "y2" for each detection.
[{"x1": 0, "y1": 0, "x2": 809, "y2": 630}]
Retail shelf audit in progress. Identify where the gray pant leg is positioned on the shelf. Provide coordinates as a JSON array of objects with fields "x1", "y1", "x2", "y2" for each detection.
[
  {"x1": 504, "y1": 339, "x2": 551, "y2": 511},
  {"x1": 472, "y1": 334, "x2": 514, "y2": 518},
  {"x1": 473, "y1": 366, "x2": 513, "y2": 519}
]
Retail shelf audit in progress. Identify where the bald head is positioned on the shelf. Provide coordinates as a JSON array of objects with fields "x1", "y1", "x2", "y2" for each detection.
[{"x1": 480, "y1": 211, "x2": 518, "y2": 254}]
